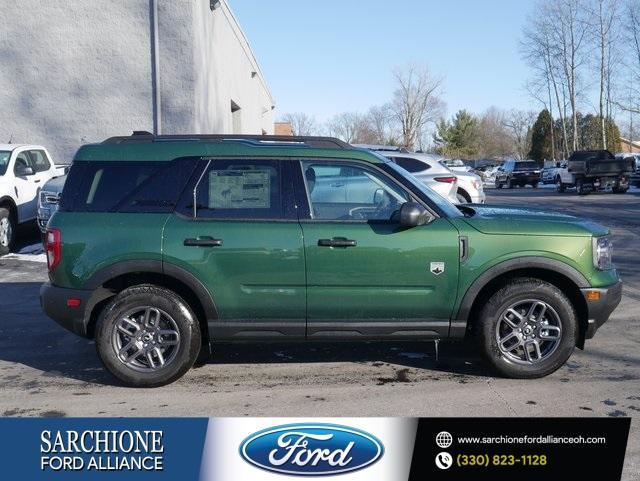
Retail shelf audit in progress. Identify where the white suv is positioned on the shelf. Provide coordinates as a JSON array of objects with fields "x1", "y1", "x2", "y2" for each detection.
[{"x1": 0, "y1": 144, "x2": 64, "y2": 255}]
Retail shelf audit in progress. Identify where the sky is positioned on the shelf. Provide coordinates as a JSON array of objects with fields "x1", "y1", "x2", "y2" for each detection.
[{"x1": 231, "y1": 0, "x2": 536, "y2": 123}]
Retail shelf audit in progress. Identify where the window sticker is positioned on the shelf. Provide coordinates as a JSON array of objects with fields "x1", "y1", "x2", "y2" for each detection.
[{"x1": 209, "y1": 170, "x2": 271, "y2": 209}]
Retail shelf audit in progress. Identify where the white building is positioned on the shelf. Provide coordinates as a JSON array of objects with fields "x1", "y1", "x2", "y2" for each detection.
[{"x1": 0, "y1": 0, "x2": 275, "y2": 162}]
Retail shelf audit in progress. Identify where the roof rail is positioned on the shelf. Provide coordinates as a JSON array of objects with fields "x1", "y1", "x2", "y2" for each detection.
[{"x1": 102, "y1": 132, "x2": 352, "y2": 149}]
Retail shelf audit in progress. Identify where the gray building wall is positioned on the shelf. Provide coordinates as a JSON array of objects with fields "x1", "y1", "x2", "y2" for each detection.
[{"x1": 0, "y1": 0, "x2": 274, "y2": 163}]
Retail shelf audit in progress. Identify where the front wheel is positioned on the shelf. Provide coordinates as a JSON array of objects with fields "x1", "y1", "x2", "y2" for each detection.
[
  {"x1": 576, "y1": 179, "x2": 588, "y2": 195},
  {"x1": 506, "y1": 178, "x2": 513, "y2": 189},
  {"x1": 95, "y1": 285, "x2": 201, "y2": 387},
  {"x1": 555, "y1": 177, "x2": 565, "y2": 193},
  {"x1": 0, "y1": 208, "x2": 15, "y2": 256},
  {"x1": 475, "y1": 279, "x2": 577, "y2": 378}
]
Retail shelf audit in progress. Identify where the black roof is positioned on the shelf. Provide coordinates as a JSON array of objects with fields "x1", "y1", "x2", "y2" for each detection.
[{"x1": 102, "y1": 131, "x2": 352, "y2": 150}]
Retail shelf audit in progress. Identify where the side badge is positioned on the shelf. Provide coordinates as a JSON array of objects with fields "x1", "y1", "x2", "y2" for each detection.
[{"x1": 430, "y1": 262, "x2": 445, "y2": 275}]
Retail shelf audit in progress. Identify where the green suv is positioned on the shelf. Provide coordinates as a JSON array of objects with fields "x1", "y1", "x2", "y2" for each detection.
[{"x1": 40, "y1": 134, "x2": 622, "y2": 387}]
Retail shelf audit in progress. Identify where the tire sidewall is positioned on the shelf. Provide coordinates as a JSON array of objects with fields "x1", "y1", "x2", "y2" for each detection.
[
  {"x1": 96, "y1": 287, "x2": 201, "y2": 387},
  {"x1": 0, "y1": 208, "x2": 14, "y2": 256},
  {"x1": 478, "y1": 281, "x2": 577, "y2": 379}
]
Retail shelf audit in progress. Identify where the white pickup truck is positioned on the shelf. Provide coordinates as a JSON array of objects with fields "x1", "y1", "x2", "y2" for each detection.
[
  {"x1": 0, "y1": 144, "x2": 65, "y2": 255},
  {"x1": 554, "y1": 150, "x2": 634, "y2": 195}
]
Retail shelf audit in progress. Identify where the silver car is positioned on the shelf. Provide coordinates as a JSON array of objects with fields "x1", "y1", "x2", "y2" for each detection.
[
  {"x1": 37, "y1": 174, "x2": 66, "y2": 232},
  {"x1": 355, "y1": 145, "x2": 460, "y2": 203}
]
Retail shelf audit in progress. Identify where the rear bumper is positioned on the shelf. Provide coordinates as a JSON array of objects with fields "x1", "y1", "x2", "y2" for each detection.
[
  {"x1": 582, "y1": 281, "x2": 622, "y2": 339},
  {"x1": 40, "y1": 283, "x2": 111, "y2": 338}
]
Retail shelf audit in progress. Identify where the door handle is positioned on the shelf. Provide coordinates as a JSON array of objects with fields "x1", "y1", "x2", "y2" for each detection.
[
  {"x1": 330, "y1": 183, "x2": 345, "y2": 188},
  {"x1": 318, "y1": 238, "x2": 357, "y2": 248},
  {"x1": 184, "y1": 237, "x2": 223, "y2": 247},
  {"x1": 34, "y1": 179, "x2": 41, "y2": 183}
]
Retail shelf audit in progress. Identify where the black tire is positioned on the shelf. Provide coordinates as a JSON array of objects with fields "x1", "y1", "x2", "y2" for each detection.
[
  {"x1": 495, "y1": 182, "x2": 503, "y2": 189},
  {"x1": 457, "y1": 189, "x2": 471, "y2": 203},
  {"x1": 576, "y1": 179, "x2": 588, "y2": 196},
  {"x1": 0, "y1": 207, "x2": 15, "y2": 256},
  {"x1": 555, "y1": 177, "x2": 565, "y2": 193},
  {"x1": 532, "y1": 182, "x2": 539, "y2": 188},
  {"x1": 506, "y1": 178, "x2": 513, "y2": 189},
  {"x1": 475, "y1": 278, "x2": 577, "y2": 379},
  {"x1": 95, "y1": 285, "x2": 201, "y2": 387},
  {"x1": 612, "y1": 186, "x2": 628, "y2": 194}
]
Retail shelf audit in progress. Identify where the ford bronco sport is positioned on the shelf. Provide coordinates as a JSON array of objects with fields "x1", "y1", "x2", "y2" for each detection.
[{"x1": 40, "y1": 133, "x2": 622, "y2": 387}]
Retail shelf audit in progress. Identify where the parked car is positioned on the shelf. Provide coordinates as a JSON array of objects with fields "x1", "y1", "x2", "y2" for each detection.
[
  {"x1": 354, "y1": 146, "x2": 459, "y2": 203},
  {"x1": 495, "y1": 160, "x2": 541, "y2": 188},
  {"x1": 615, "y1": 153, "x2": 640, "y2": 187},
  {"x1": 440, "y1": 158, "x2": 472, "y2": 172},
  {"x1": 541, "y1": 162, "x2": 564, "y2": 184},
  {"x1": 40, "y1": 133, "x2": 621, "y2": 387},
  {"x1": 38, "y1": 174, "x2": 67, "y2": 233},
  {"x1": 0, "y1": 144, "x2": 65, "y2": 255},
  {"x1": 556, "y1": 150, "x2": 633, "y2": 195}
]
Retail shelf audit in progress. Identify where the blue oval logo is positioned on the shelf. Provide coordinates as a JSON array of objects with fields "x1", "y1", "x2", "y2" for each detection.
[{"x1": 239, "y1": 423, "x2": 384, "y2": 476}]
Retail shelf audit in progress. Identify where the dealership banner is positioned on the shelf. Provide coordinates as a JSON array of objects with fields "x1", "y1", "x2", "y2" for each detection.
[{"x1": 0, "y1": 417, "x2": 629, "y2": 480}]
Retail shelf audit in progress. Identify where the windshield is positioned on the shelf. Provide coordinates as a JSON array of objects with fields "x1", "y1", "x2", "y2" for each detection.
[
  {"x1": 384, "y1": 161, "x2": 463, "y2": 218},
  {"x1": 0, "y1": 151, "x2": 10, "y2": 176}
]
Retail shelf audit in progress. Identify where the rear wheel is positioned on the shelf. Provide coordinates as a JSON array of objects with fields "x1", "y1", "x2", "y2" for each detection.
[
  {"x1": 95, "y1": 285, "x2": 201, "y2": 387},
  {"x1": 495, "y1": 182, "x2": 503, "y2": 189},
  {"x1": 576, "y1": 179, "x2": 588, "y2": 195},
  {"x1": 475, "y1": 279, "x2": 577, "y2": 378},
  {"x1": 0, "y1": 208, "x2": 15, "y2": 256},
  {"x1": 532, "y1": 182, "x2": 539, "y2": 188},
  {"x1": 612, "y1": 186, "x2": 628, "y2": 194},
  {"x1": 506, "y1": 178, "x2": 513, "y2": 189}
]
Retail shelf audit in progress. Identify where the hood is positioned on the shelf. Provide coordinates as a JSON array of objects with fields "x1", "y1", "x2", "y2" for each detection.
[
  {"x1": 461, "y1": 204, "x2": 608, "y2": 237},
  {"x1": 42, "y1": 174, "x2": 67, "y2": 193}
]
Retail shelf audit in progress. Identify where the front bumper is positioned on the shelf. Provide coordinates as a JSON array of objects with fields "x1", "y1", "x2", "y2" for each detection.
[
  {"x1": 581, "y1": 281, "x2": 622, "y2": 339},
  {"x1": 40, "y1": 283, "x2": 111, "y2": 338}
]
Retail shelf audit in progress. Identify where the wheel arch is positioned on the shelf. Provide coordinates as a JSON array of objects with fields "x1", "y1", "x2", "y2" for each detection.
[
  {"x1": 84, "y1": 260, "x2": 217, "y2": 343},
  {"x1": 454, "y1": 257, "x2": 590, "y2": 348}
]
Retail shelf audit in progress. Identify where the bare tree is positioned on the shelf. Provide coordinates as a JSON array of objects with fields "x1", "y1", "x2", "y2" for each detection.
[
  {"x1": 549, "y1": 0, "x2": 590, "y2": 151},
  {"x1": 390, "y1": 64, "x2": 444, "y2": 150},
  {"x1": 280, "y1": 112, "x2": 318, "y2": 136},
  {"x1": 364, "y1": 104, "x2": 399, "y2": 145},
  {"x1": 503, "y1": 109, "x2": 537, "y2": 159},
  {"x1": 612, "y1": 0, "x2": 640, "y2": 115},
  {"x1": 325, "y1": 112, "x2": 367, "y2": 144},
  {"x1": 589, "y1": 0, "x2": 620, "y2": 148}
]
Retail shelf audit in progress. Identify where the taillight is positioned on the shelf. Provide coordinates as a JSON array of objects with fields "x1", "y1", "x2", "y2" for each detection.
[
  {"x1": 434, "y1": 176, "x2": 457, "y2": 183},
  {"x1": 45, "y1": 228, "x2": 61, "y2": 271}
]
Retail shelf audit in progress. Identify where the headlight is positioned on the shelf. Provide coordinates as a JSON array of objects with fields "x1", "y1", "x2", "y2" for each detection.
[
  {"x1": 39, "y1": 191, "x2": 60, "y2": 207},
  {"x1": 593, "y1": 236, "x2": 613, "y2": 270}
]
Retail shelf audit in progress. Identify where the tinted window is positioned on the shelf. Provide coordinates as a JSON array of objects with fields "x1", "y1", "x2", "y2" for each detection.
[
  {"x1": 191, "y1": 159, "x2": 283, "y2": 219},
  {"x1": 14, "y1": 153, "x2": 31, "y2": 175},
  {"x1": 514, "y1": 162, "x2": 535, "y2": 171},
  {"x1": 393, "y1": 157, "x2": 428, "y2": 173},
  {"x1": 65, "y1": 159, "x2": 197, "y2": 213},
  {"x1": 29, "y1": 151, "x2": 50, "y2": 172},
  {"x1": 301, "y1": 161, "x2": 409, "y2": 221}
]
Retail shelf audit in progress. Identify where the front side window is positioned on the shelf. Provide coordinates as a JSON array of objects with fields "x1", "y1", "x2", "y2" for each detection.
[
  {"x1": 29, "y1": 150, "x2": 51, "y2": 172},
  {"x1": 0, "y1": 151, "x2": 9, "y2": 176},
  {"x1": 301, "y1": 161, "x2": 409, "y2": 221},
  {"x1": 192, "y1": 159, "x2": 283, "y2": 219}
]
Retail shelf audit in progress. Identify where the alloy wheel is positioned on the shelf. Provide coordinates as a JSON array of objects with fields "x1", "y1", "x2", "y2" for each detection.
[
  {"x1": 111, "y1": 306, "x2": 181, "y2": 372},
  {"x1": 0, "y1": 217, "x2": 12, "y2": 247},
  {"x1": 495, "y1": 299, "x2": 562, "y2": 365}
]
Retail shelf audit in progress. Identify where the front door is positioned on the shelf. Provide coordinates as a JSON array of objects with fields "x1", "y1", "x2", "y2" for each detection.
[
  {"x1": 296, "y1": 160, "x2": 460, "y2": 339},
  {"x1": 163, "y1": 158, "x2": 306, "y2": 339},
  {"x1": 13, "y1": 150, "x2": 40, "y2": 222}
]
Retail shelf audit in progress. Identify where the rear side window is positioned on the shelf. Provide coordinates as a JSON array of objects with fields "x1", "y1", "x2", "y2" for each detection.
[
  {"x1": 393, "y1": 157, "x2": 428, "y2": 173},
  {"x1": 29, "y1": 151, "x2": 51, "y2": 172},
  {"x1": 189, "y1": 159, "x2": 283, "y2": 220},
  {"x1": 62, "y1": 159, "x2": 197, "y2": 213}
]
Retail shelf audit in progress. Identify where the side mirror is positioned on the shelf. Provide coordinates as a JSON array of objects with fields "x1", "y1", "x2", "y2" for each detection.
[
  {"x1": 15, "y1": 164, "x2": 34, "y2": 176},
  {"x1": 399, "y1": 202, "x2": 431, "y2": 227}
]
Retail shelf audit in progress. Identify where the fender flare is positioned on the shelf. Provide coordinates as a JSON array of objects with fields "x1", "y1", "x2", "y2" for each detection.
[
  {"x1": 454, "y1": 256, "x2": 590, "y2": 322},
  {"x1": 85, "y1": 260, "x2": 218, "y2": 320}
]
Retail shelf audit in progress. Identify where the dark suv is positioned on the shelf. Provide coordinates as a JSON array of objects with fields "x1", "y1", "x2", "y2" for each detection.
[
  {"x1": 40, "y1": 134, "x2": 621, "y2": 387},
  {"x1": 495, "y1": 160, "x2": 541, "y2": 189}
]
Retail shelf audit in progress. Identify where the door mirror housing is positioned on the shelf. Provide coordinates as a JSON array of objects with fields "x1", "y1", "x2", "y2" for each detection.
[
  {"x1": 15, "y1": 164, "x2": 34, "y2": 176},
  {"x1": 399, "y1": 202, "x2": 432, "y2": 227}
]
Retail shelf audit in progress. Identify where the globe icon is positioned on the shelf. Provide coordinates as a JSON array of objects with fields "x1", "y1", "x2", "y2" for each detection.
[{"x1": 435, "y1": 431, "x2": 453, "y2": 449}]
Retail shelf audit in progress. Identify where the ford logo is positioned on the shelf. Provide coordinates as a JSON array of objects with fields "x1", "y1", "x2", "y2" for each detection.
[{"x1": 239, "y1": 423, "x2": 384, "y2": 476}]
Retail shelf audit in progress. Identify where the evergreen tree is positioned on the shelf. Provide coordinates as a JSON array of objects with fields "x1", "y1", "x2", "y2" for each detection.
[
  {"x1": 433, "y1": 110, "x2": 479, "y2": 159},
  {"x1": 528, "y1": 109, "x2": 554, "y2": 162}
]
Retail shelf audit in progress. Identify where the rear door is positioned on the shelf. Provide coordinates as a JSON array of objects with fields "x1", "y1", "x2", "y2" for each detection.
[
  {"x1": 295, "y1": 159, "x2": 460, "y2": 340},
  {"x1": 163, "y1": 158, "x2": 306, "y2": 339}
]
